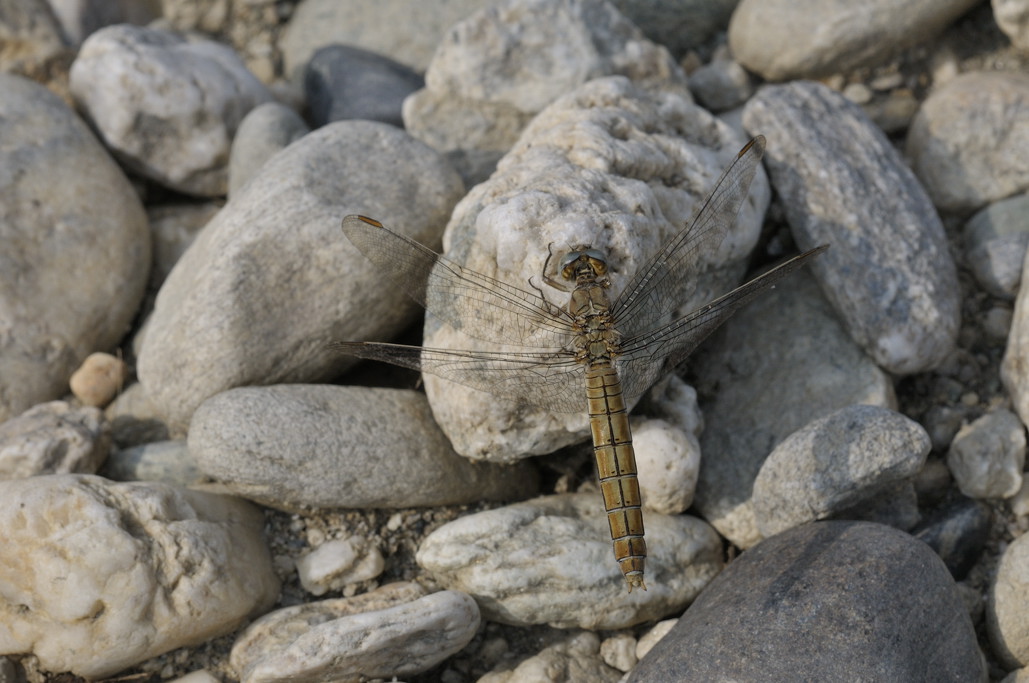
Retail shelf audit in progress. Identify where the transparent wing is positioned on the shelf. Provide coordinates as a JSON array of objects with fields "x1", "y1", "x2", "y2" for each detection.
[
  {"x1": 616, "y1": 245, "x2": 828, "y2": 404},
  {"x1": 610, "y1": 136, "x2": 767, "y2": 339},
  {"x1": 331, "y1": 341, "x2": 586, "y2": 413},
  {"x1": 342, "y1": 215, "x2": 576, "y2": 349}
]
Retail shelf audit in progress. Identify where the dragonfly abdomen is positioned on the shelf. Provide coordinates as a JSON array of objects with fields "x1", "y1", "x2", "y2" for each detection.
[{"x1": 586, "y1": 364, "x2": 647, "y2": 591}]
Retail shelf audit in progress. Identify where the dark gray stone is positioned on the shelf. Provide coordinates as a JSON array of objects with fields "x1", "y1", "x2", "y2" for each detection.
[
  {"x1": 305, "y1": 44, "x2": 423, "y2": 128},
  {"x1": 914, "y1": 497, "x2": 992, "y2": 580},
  {"x1": 629, "y1": 521, "x2": 987, "y2": 682}
]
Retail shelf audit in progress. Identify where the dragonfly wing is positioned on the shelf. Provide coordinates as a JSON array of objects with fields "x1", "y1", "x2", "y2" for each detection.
[
  {"x1": 332, "y1": 341, "x2": 586, "y2": 413},
  {"x1": 342, "y1": 215, "x2": 576, "y2": 349},
  {"x1": 610, "y1": 136, "x2": 767, "y2": 340},
  {"x1": 616, "y1": 245, "x2": 828, "y2": 404}
]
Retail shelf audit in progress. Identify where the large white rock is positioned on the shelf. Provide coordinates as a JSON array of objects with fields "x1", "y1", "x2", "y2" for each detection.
[
  {"x1": 70, "y1": 24, "x2": 272, "y2": 196},
  {"x1": 416, "y1": 492, "x2": 723, "y2": 629},
  {"x1": 0, "y1": 474, "x2": 279, "y2": 678},
  {"x1": 422, "y1": 75, "x2": 768, "y2": 463}
]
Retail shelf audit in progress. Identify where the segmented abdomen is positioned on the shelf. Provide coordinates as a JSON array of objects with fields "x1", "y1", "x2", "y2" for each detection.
[{"x1": 586, "y1": 364, "x2": 647, "y2": 591}]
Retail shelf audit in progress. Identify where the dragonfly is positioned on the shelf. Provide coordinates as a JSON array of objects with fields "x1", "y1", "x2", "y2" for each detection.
[{"x1": 334, "y1": 136, "x2": 827, "y2": 592}]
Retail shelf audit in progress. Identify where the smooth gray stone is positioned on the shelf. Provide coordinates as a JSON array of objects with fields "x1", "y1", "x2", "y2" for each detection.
[
  {"x1": 692, "y1": 270, "x2": 895, "y2": 548},
  {"x1": 908, "y1": 72, "x2": 1029, "y2": 213},
  {"x1": 188, "y1": 385, "x2": 539, "y2": 512},
  {"x1": 0, "y1": 74, "x2": 149, "y2": 423},
  {"x1": 136, "y1": 120, "x2": 464, "y2": 430},
  {"x1": 102, "y1": 439, "x2": 204, "y2": 487},
  {"x1": 228, "y1": 102, "x2": 309, "y2": 197},
  {"x1": 305, "y1": 44, "x2": 423, "y2": 128},
  {"x1": 728, "y1": 0, "x2": 980, "y2": 81},
  {"x1": 629, "y1": 521, "x2": 987, "y2": 682},
  {"x1": 964, "y1": 193, "x2": 1029, "y2": 299},
  {"x1": 743, "y1": 80, "x2": 961, "y2": 375},
  {"x1": 752, "y1": 405, "x2": 930, "y2": 538}
]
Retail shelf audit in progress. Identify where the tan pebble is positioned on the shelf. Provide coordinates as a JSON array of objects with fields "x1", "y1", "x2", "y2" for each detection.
[{"x1": 70, "y1": 352, "x2": 127, "y2": 407}]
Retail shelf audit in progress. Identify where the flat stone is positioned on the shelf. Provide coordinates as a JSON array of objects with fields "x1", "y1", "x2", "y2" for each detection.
[
  {"x1": 743, "y1": 80, "x2": 961, "y2": 375},
  {"x1": 692, "y1": 270, "x2": 895, "y2": 548},
  {"x1": 907, "y1": 71, "x2": 1029, "y2": 213},
  {"x1": 0, "y1": 474, "x2": 279, "y2": 678},
  {"x1": 421, "y1": 76, "x2": 768, "y2": 464},
  {"x1": 629, "y1": 521, "x2": 986, "y2": 681},
  {"x1": 0, "y1": 74, "x2": 149, "y2": 422},
  {"x1": 136, "y1": 121, "x2": 464, "y2": 430},
  {"x1": 752, "y1": 405, "x2": 930, "y2": 537},
  {"x1": 229, "y1": 583, "x2": 479, "y2": 683},
  {"x1": 0, "y1": 401, "x2": 109, "y2": 479},
  {"x1": 69, "y1": 24, "x2": 272, "y2": 196},
  {"x1": 188, "y1": 385, "x2": 538, "y2": 511},
  {"x1": 728, "y1": 0, "x2": 980, "y2": 81},
  {"x1": 416, "y1": 492, "x2": 723, "y2": 629}
]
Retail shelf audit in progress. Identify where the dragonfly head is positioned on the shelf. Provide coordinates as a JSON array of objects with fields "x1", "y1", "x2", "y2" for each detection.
[{"x1": 559, "y1": 248, "x2": 608, "y2": 280}]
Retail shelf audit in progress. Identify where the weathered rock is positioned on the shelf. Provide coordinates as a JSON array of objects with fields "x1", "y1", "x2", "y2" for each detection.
[
  {"x1": 229, "y1": 583, "x2": 478, "y2": 683},
  {"x1": 687, "y1": 49, "x2": 754, "y2": 113},
  {"x1": 0, "y1": 402, "x2": 109, "y2": 479},
  {"x1": 189, "y1": 385, "x2": 538, "y2": 511},
  {"x1": 743, "y1": 80, "x2": 961, "y2": 375},
  {"x1": 752, "y1": 405, "x2": 930, "y2": 538},
  {"x1": 137, "y1": 121, "x2": 464, "y2": 430},
  {"x1": 0, "y1": 0, "x2": 68, "y2": 75},
  {"x1": 404, "y1": 0, "x2": 687, "y2": 184},
  {"x1": 104, "y1": 382, "x2": 172, "y2": 448},
  {"x1": 728, "y1": 0, "x2": 980, "y2": 81},
  {"x1": 47, "y1": 0, "x2": 159, "y2": 46},
  {"x1": 228, "y1": 102, "x2": 309, "y2": 197},
  {"x1": 947, "y1": 409, "x2": 1026, "y2": 499},
  {"x1": 629, "y1": 521, "x2": 987, "y2": 682},
  {"x1": 964, "y1": 194, "x2": 1029, "y2": 299},
  {"x1": 907, "y1": 72, "x2": 1029, "y2": 213},
  {"x1": 70, "y1": 24, "x2": 271, "y2": 196},
  {"x1": 422, "y1": 76, "x2": 768, "y2": 463},
  {"x1": 0, "y1": 74, "x2": 149, "y2": 422},
  {"x1": 0, "y1": 474, "x2": 279, "y2": 678},
  {"x1": 416, "y1": 493, "x2": 723, "y2": 629},
  {"x1": 693, "y1": 271, "x2": 896, "y2": 548}
]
